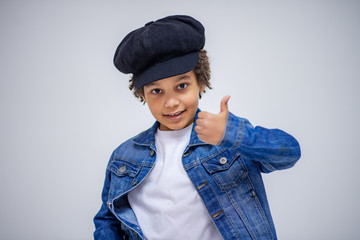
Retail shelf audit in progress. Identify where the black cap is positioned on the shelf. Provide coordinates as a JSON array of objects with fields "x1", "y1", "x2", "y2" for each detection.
[{"x1": 113, "y1": 15, "x2": 205, "y2": 89}]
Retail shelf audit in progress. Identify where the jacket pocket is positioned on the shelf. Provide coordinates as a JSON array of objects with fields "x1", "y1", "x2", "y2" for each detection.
[
  {"x1": 203, "y1": 150, "x2": 248, "y2": 190},
  {"x1": 107, "y1": 158, "x2": 141, "y2": 198}
]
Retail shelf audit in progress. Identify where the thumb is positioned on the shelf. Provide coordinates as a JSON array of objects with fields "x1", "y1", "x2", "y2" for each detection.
[{"x1": 219, "y1": 95, "x2": 231, "y2": 114}]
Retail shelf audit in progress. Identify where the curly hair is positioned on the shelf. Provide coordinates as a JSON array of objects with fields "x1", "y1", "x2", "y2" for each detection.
[{"x1": 128, "y1": 49, "x2": 211, "y2": 103}]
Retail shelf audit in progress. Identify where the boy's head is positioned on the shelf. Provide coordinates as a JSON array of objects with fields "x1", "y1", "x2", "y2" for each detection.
[
  {"x1": 129, "y1": 49, "x2": 211, "y2": 103},
  {"x1": 113, "y1": 15, "x2": 211, "y2": 130}
]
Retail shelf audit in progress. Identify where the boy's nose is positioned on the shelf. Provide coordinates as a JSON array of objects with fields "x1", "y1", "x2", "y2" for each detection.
[{"x1": 164, "y1": 95, "x2": 180, "y2": 108}]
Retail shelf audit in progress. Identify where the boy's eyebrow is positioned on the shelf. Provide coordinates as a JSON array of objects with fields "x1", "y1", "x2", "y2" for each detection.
[
  {"x1": 145, "y1": 82, "x2": 158, "y2": 87},
  {"x1": 175, "y1": 74, "x2": 191, "y2": 81}
]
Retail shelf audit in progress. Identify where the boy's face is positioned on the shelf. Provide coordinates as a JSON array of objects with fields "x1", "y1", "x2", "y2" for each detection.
[{"x1": 142, "y1": 70, "x2": 205, "y2": 131}]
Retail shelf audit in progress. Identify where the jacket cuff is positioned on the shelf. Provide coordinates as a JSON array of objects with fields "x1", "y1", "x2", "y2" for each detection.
[{"x1": 217, "y1": 112, "x2": 245, "y2": 149}]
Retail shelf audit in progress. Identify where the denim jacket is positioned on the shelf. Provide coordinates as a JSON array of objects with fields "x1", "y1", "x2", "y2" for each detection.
[{"x1": 94, "y1": 110, "x2": 301, "y2": 240}]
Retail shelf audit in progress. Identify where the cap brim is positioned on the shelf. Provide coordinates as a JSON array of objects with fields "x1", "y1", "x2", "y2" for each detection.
[{"x1": 134, "y1": 51, "x2": 199, "y2": 89}]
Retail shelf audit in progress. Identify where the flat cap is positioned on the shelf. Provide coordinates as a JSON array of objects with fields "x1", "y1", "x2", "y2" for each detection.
[{"x1": 113, "y1": 15, "x2": 205, "y2": 89}]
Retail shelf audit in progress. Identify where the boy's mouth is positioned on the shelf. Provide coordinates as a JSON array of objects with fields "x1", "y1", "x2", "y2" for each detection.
[{"x1": 163, "y1": 110, "x2": 186, "y2": 119}]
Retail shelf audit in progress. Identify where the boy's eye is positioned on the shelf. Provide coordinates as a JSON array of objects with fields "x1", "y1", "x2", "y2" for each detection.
[
  {"x1": 151, "y1": 89, "x2": 162, "y2": 94},
  {"x1": 177, "y1": 83, "x2": 188, "y2": 90}
]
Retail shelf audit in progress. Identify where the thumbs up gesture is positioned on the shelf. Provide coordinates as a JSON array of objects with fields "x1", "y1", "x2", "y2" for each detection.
[{"x1": 195, "y1": 95, "x2": 231, "y2": 145}]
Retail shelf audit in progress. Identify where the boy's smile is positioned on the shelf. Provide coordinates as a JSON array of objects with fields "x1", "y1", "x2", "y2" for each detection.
[{"x1": 142, "y1": 70, "x2": 205, "y2": 131}]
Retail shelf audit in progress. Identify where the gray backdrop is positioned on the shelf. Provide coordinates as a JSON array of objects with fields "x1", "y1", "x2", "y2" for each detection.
[{"x1": 1, "y1": 0, "x2": 359, "y2": 239}]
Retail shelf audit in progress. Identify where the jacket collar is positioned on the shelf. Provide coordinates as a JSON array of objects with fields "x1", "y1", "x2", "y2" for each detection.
[{"x1": 132, "y1": 109, "x2": 206, "y2": 148}]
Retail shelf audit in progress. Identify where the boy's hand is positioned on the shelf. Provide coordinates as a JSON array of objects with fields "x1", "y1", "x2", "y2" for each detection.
[{"x1": 195, "y1": 96, "x2": 231, "y2": 145}]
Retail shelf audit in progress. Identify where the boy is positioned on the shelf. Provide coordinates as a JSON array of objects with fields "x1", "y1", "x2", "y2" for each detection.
[{"x1": 94, "y1": 15, "x2": 301, "y2": 240}]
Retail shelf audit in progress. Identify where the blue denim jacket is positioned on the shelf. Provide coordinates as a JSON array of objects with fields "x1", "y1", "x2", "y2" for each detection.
[{"x1": 94, "y1": 110, "x2": 301, "y2": 240}]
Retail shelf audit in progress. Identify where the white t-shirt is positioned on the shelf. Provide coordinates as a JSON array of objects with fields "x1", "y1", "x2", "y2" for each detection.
[{"x1": 127, "y1": 124, "x2": 223, "y2": 240}]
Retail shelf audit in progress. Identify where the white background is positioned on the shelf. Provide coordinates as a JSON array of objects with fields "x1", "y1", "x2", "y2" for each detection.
[{"x1": 1, "y1": 0, "x2": 359, "y2": 239}]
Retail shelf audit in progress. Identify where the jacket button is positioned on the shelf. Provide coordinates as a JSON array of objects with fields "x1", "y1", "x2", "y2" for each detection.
[
  {"x1": 219, "y1": 157, "x2": 227, "y2": 165},
  {"x1": 119, "y1": 164, "x2": 126, "y2": 173},
  {"x1": 150, "y1": 149, "x2": 155, "y2": 157},
  {"x1": 251, "y1": 190, "x2": 257, "y2": 198}
]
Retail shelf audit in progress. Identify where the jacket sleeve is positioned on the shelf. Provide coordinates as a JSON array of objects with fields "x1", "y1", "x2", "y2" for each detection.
[
  {"x1": 217, "y1": 112, "x2": 301, "y2": 173},
  {"x1": 93, "y1": 153, "x2": 125, "y2": 240}
]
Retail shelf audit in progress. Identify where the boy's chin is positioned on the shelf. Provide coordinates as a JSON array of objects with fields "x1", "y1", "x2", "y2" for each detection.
[
  {"x1": 159, "y1": 124, "x2": 180, "y2": 131},
  {"x1": 159, "y1": 122, "x2": 192, "y2": 131}
]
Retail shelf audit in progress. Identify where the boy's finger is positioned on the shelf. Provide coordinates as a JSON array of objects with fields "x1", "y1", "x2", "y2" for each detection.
[
  {"x1": 220, "y1": 95, "x2": 231, "y2": 114},
  {"x1": 194, "y1": 125, "x2": 202, "y2": 134}
]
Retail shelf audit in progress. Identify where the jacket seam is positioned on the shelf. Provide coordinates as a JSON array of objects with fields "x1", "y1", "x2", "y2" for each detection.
[
  {"x1": 227, "y1": 189, "x2": 257, "y2": 239},
  {"x1": 110, "y1": 156, "x2": 154, "y2": 168},
  {"x1": 245, "y1": 176, "x2": 275, "y2": 240}
]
